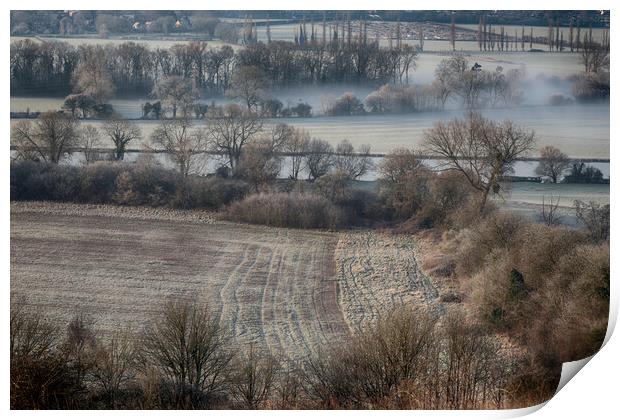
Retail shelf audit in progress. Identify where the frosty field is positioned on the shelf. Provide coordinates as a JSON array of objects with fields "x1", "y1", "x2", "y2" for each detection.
[{"x1": 10, "y1": 201, "x2": 438, "y2": 361}]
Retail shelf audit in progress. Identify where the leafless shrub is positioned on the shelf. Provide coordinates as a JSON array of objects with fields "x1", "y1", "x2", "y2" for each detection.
[
  {"x1": 315, "y1": 171, "x2": 352, "y2": 204},
  {"x1": 455, "y1": 212, "x2": 524, "y2": 276},
  {"x1": 10, "y1": 295, "x2": 59, "y2": 360},
  {"x1": 437, "y1": 310, "x2": 513, "y2": 409},
  {"x1": 225, "y1": 192, "x2": 343, "y2": 229},
  {"x1": 274, "y1": 365, "x2": 304, "y2": 409},
  {"x1": 575, "y1": 200, "x2": 610, "y2": 242},
  {"x1": 303, "y1": 307, "x2": 512, "y2": 409},
  {"x1": 10, "y1": 296, "x2": 76, "y2": 409},
  {"x1": 539, "y1": 195, "x2": 562, "y2": 226},
  {"x1": 140, "y1": 299, "x2": 234, "y2": 407},
  {"x1": 230, "y1": 344, "x2": 279, "y2": 408},
  {"x1": 62, "y1": 313, "x2": 98, "y2": 390},
  {"x1": 235, "y1": 138, "x2": 281, "y2": 190},
  {"x1": 90, "y1": 329, "x2": 138, "y2": 406},
  {"x1": 305, "y1": 308, "x2": 439, "y2": 407},
  {"x1": 544, "y1": 244, "x2": 609, "y2": 361}
]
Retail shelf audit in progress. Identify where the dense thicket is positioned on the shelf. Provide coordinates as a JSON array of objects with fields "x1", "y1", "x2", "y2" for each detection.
[
  {"x1": 10, "y1": 160, "x2": 248, "y2": 210},
  {"x1": 434, "y1": 211, "x2": 609, "y2": 403}
]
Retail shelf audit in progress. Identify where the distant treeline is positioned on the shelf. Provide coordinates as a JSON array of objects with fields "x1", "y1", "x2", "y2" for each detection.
[
  {"x1": 10, "y1": 38, "x2": 417, "y2": 96},
  {"x1": 10, "y1": 10, "x2": 610, "y2": 37}
]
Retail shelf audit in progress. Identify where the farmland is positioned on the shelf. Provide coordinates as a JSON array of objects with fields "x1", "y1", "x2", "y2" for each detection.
[{"x1": 10, "y1": 201, "x2": 438, "y2": 361}]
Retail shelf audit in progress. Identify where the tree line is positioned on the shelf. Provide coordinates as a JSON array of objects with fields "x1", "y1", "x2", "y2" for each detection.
[{"x1": 10, "y1": 38, "x2": 419, "y2": 97}]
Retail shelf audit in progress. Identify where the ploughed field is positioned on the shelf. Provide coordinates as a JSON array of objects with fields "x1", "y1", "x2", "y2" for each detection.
[{"x1": 10, "y1": 201, "x2": 438, "y2": 361}]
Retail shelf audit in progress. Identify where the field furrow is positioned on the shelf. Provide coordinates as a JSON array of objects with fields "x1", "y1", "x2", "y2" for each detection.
[{"x1": 335, "y1": 231, "x2": 440, "y2": 331}]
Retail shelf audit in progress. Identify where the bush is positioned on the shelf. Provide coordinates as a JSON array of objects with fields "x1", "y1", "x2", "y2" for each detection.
[
  {"x1": 564, "y1": 162, "x2": 605, "y2": 184},
  {"x1": 303, "y1": 307, "x2": 511, "y2": 409},
  {"x1": 548, "y1": 93, "x2": 573, "y2": 106},
  {"x1": 181, "y1": 177, "x2": 249, "y2": 210},
  {"x1": 574, "y1": 200, "x2": 610, "y2": 242},
  {"x1": 289, "y1": 102, "x2": 312, "y2": 117},
  {"x1": 10, "y1": 161, "x2": 249, "y2": 210},
  {"x1": 225, "y1": 192, "x2": 344, "y2": 229},
  {"x1": 571, "y1": 72, "x2": 610, "y2": 102},
  {"x1": 455, "y1": 212, "x2": 525, "y2": 276},
  {"x1": 326, "y1": 93, "x2": 364, "y2": 116},
  {"x1": 457, "y1": 208, "x2": 608, "y2": 402},
  {"x1": 112, "y1": 165, "x2": 179, "y2": 206}
]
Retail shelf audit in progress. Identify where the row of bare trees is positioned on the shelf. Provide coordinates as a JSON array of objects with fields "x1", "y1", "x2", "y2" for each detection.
[
  {"x1": 11, "y1": 37, "x2": 419, "y2": 97},
  {"x1": 11, "y1": 107, "x2": 374, "y2": 184},
  {"x1": 11, "y1": 113, "x2": 140, "y2": 163},
  {"x1": 12, "y1": 110, "x2": 536, "y2": 212}
]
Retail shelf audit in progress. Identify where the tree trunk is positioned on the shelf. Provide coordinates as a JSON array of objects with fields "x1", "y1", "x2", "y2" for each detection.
[
  {"x1": 116, "y1": 145, "x2": 125, "y2": 160},
  {"x1": 479, "y1": 185, "x2": 491, "y2": 213}
]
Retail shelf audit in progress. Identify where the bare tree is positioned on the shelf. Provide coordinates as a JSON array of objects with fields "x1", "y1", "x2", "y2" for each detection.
[
  {"x1": 433, "y1": 57, "x2": 487, "y2": 109},
  {"x1": 140, "y1": 299, "x2": 234, "y2": 405},
  {"x1": 151, "y1": 75, "x2": 199, "y2": 118},
  {"x1": 431, "y1": 60, "x2": 454, "y2": 109},
  {"x1": 284, "y1": 127, "x2": 311, "y2": 180},
  {"x1": 207, "y1": 104, "x2": 263, "y2": 171},
  {"x1": 540, "y1": 195, "x2": 562, "y2": 226},
  {"x1": 580, "y1": 37, "x2": 610, "y2": 74},
  {"x1": 378, "y1": 148, "x2": 431, "y2": 219},
  {"x1": 424, "y1": 112, "x2": 535, "y2": 212},
  {"x1": 227, "y1": 65, "x2": 269, "y2": 112},
  {"x1": 230, "y1": 344, "x2": 279, "y2": 409},
  {"x1": 78, "y1": 125, "x2": 100, "y2": 164},
  {"x1": 305, "y1": 138, "x2": 334, "y2": 181},
  {"x1": 235, "y1": 138, "x2": 282, "y2": 190},
  {"x1": 535, "y1": 145, "x2": 570, "y2": 183},
  {"x1": 378, "y1": 148, "x2": 424, "y2": 184},
  {"x1": 11, "y1": 112, "x2": 79, "y2": 163},
  {"x1": 150, "y1": 118, "x2": 209, "y2": 177},
  {"x1": 73, "y1": 46, "x2": 114, "y2": 103},
  {"x1": 102, "y1": 117, "x2": 141, "y2": 160},
  {"x1": 265, "y1": 123, "x2": 295, "y2": 154},
  {"x1": 333, "y1": 139, "x2": 373, "y2": 180}
]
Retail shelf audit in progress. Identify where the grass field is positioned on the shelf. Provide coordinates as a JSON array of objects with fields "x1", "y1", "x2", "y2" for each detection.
[
  {"x1": 10, "y1": 103, "x2": 610, "y2": 159},
  {"x1": 10, "y1": 201, "x2": 438, "y2": 361}
]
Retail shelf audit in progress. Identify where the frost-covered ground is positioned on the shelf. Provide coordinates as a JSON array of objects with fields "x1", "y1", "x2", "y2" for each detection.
[{"x1": 11, "y1": 201, "x2": 438, "y2": 361}]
